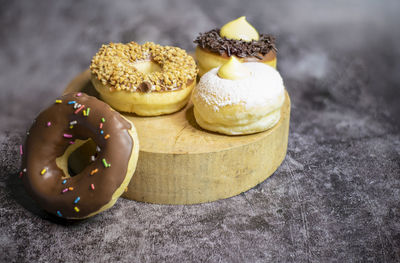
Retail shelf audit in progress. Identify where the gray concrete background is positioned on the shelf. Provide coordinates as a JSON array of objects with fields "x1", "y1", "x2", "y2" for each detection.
[{"x1": 0, "y1": 0, "x2": 399, "y2": 262}]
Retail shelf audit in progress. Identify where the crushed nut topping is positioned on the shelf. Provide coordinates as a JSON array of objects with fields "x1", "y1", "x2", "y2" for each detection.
[{"x1": 90, "y1": 42, "x2": 198, "y2": 92}]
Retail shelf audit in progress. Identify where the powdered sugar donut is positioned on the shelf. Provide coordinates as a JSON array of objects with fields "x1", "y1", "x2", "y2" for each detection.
[{"x1": 192, "y1": 62, "x2": 285, "y2": 135}]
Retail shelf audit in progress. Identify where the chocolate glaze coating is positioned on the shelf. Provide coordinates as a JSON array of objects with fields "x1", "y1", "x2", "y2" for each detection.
[{"x1": 21, "y1": 93, "x2": 134, "y2": 219}]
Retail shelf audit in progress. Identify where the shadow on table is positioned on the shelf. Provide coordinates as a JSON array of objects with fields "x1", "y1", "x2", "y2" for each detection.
[{"x1": 6, "y1": 172, "x2": 88, "y2": 225}]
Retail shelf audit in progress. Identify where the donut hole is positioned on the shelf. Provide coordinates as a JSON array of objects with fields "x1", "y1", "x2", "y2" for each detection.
[
  {"x1": 67, "y1": 139, "x2": 98, "y2": 176},
  {"x1": 133, "y1": 61, "x2": 162, "y2": 74},
  {"x1": 56, "y1": 139, "x2": 98, "y2": 177}
]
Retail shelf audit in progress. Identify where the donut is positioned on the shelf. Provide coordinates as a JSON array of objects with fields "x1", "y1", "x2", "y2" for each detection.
[
  {"x1": 192, "y1": 57, "x2": 285, "y2": 135},
  {"x1": 21, "y1": 92, "x2": 139, "y2": 219},
  {"x1": 194, "y1": 16, "x2": 277, "y2": 76},
  {"x1": 90, "y1": 42, "x2": 198, "y2": 116}
]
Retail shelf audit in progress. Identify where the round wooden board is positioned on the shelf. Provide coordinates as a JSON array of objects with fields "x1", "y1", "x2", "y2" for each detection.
[{"x1": 65, "y1": 69, "x2": 291, "y2": 204}]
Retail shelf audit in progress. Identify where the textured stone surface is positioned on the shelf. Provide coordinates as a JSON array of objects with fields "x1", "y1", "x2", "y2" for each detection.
[{"x1": 1, "y1": 0, "x2": 399, "y2": 262}]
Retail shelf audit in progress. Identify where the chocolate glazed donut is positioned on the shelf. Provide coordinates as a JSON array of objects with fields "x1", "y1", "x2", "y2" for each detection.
[{"x1": 21, "y1": 93, "x2": 139, "y2": 219}]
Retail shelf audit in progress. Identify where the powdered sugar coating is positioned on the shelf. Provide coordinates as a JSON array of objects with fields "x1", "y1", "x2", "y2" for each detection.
[{"x1": 193, "y1": 63, "x2": 284, "y2": 111}]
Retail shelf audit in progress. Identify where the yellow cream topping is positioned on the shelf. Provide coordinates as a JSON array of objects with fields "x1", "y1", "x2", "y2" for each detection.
[
  {"x1": 217, "y1": 56, "x2": 251, "y2": 80},
  {"x1": 220, "y1": 16, "x2": 260, "y2": 42}
]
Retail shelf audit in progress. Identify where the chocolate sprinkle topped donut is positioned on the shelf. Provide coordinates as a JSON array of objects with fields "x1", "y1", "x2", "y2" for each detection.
[{"x1": 194, "y1": 29, "x2": 277, "y2": 59}]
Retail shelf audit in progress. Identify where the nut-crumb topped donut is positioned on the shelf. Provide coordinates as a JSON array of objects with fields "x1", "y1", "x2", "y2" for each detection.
[
  {"x1": 90, "y1": 42, "x2": 198, "y2": 116},
  {"x1": 194, "y1": 16, "x2": 277, "y2": 76},
  {"x1": 21, "y1": 92, "x2": 139, "y2": 219}
]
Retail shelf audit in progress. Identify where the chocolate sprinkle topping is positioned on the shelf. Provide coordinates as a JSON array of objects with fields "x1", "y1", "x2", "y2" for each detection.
[{"x1": 194, "y1": 29, "x2": 277, "y2": 59}]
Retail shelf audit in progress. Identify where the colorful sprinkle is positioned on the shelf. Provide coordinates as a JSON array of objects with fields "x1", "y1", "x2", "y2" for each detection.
[
  {"x1": 74, "y1": 206, "x2": 80, "y2": 212},
  {"x1": 68, "y1": 187, "x2": 74, "y2": 191},
  {"x1": 62, "y1": 188, "x2": 68, "y2": 193},
  {"x1": 69, "y1": 125, "x2": 74, "y2": 129},
  {"x1": 68, "y1": 101, "x2": 76, "y2": 105},
  {"x1": 99, "y1": 123, "x2": 103, "y2": 129},
  {"x1": 69, "y1": 140, "x2": 75, "y2": 145},
  {"x1": 46, "y1": 121, "x2": 51, "y2": 127},
  {"x1": 40, "y1": 168, "x2": 47, "y2": 175},
  {"x1": 90, "y1": 184, "x2": 95, "y2": 190},
  {"x1": 100, "y1": 130, "x2": 104, "y2": 134},
  {"x1": 104, "y1": 134, "x2": 110, "y2": 140},
  {"x1": 76, "y1": 92, "x2": 82, "y2": 97},
  {"x1": 96, "y1": 146, "x2": 101, "y2": 152},
  {"x1": 69, "y1": 120, "x2": 77, "y2": 126},
  {"x1": 23, "y1": 168, "x2": 27, "y2": 172},
  {"x1": 19, "y1": 171, "x2": 23, "y2": 178},
  {"x1": 74, "y1": 197, "x2": 80, "y2": 204},
  {"x1": 55, "y1": 99, "x2": 62, "y2": 104},
  {"x1": 63, "y1": 133, "x2": 73, "y2": 138},
  {"x1": 90, "y1": 168, "x2": 98, "y2": 175},
  {"x1": 101, "y1": 117, "x2": 106, "y2": 123},
  {"x1": 62, "y1": 179, "x2": 67, "y2": 184},
  {"x1": 57, "y1": 211, "x2": 62, "y2": 217},
  {"x1": 74, "y1": 105, "x2": 85, "y2": 114},
  {"x1": 83, "y1": 108, "x2": 90, "y2": 117},
  {"x1": 90, "y1": 155, "x2": 96, "y2": 162},
  {"x1": 102, "y1": 158, "x2": 111, "y2": 168},
  {"x1": 19, "y1": 145, "x2": 23, "y2": 155}
]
